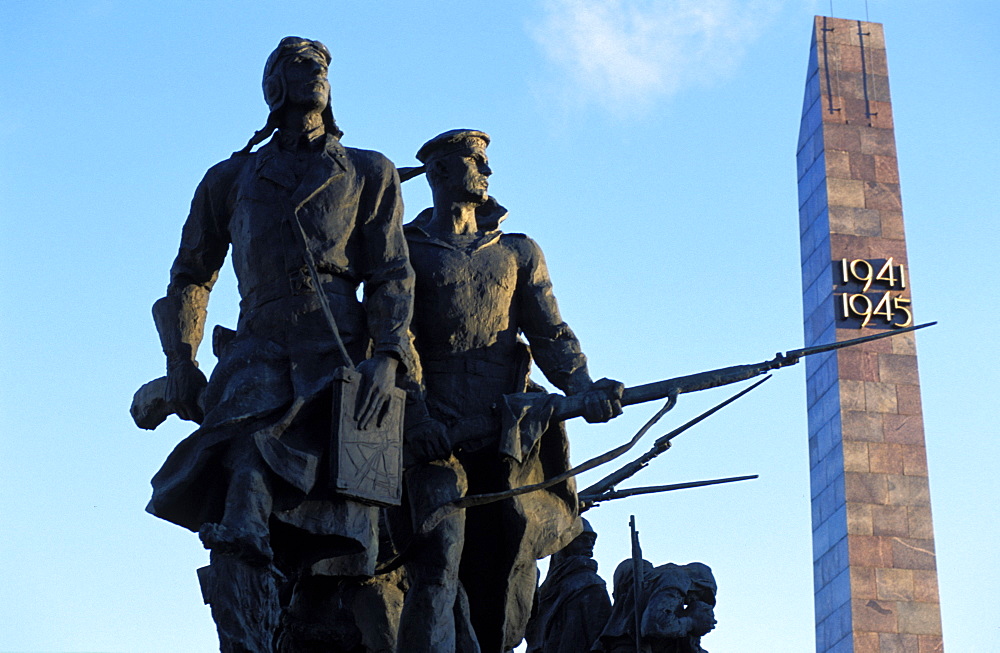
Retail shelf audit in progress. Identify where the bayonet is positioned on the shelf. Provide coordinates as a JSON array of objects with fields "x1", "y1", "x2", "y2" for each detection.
[
  {"x1": 580, "y1": 377, "x2": 770, "y2": 499},
  {"x1": 552, "y1": 322, "x2": 935, "y2": 421},
  {"x1": 413, "y1": 322, "x2": 936, "y2": 534},
  {"x1": 580, "y1": 474, "x2": 758, "y2": 510}
]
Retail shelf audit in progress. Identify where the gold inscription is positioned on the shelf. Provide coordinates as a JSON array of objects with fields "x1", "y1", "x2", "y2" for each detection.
[{"x1": 835, "y1": 258, "x2": 912, "y2": 328}]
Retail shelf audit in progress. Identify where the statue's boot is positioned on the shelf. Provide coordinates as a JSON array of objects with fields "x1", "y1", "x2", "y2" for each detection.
[
  {"x1": 199, "y1": 551, "x2": 281, "y2": 653},
  {"x1": 200, "y1": 440, "x2": 276, "y2": 565}
]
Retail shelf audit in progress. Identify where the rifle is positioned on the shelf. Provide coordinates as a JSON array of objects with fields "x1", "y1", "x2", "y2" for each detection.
[
  {"x1": 549, "y1": 321, "x2": 934, "y2": 422},
  {"x1": 630, "y1": 515, "x2": 643, "y2": 652},
  {"x1": 579, "y1": 377, "x2": 770, "y2": 501},
  {"x1": 414, "y1": 322, "x2": 934, "y2": 534},
  {"x1": 580, "y1": 474, "x2": 758, "y2": 510}
]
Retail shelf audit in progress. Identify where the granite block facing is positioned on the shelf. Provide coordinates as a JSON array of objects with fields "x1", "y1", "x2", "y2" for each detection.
[
  {"x1": 871, "y1": 504, "x2": 909, "y2": 537},
  {"x1": 882, "y1": 414, "x2": 925, "y2": 445},
  {"x1": 851, "y1": 597, "x2": 897, "y2": 633},
  {"x1": 847, "y1": 501, "x2": 874, "y2": 536},
  {"x1": 896, "y1": 601, "x2": 942, "y2": 636},
  {"x1": 845, "y1": 471, "x2": 889, "y2": 504},
  {"x1": 890, "y1": 538, "x2": 937, "y2": 571},
  {"x1": 868, "y1": 443, "x2": 905, "y2": 475},
  {"x1": 849, "y1": 534, "x2": 894, "y2": 568},
  {"x1": 911, "y1": 570, "x2": 940, "y2": 603},
  {"x1": 838, "y1": 350, "x2": 881, "y2": 383},
  {"x1": 879, "y1": 354, "x2": 920, "y2": 385},
  {"x1": 886, "y1": 475, "x2": 931, "y2": 507},
  {"x1": 874, "y1": 154, "x2": 900, "y2": 183},
  {"x1": 900, "y1": 445, "x2": 928, "y2": 477},
  {"x1": 851, "y1": 565, "x2": 878, "y2": 600},
  {"x1": 906, "y1": 506, "x2": 936, "y2": 540},
  {"x1": 864, "y1": 382, "x2": 899, "y2": 414},
  {"x1": 876, "y1": 568, "x2": 915, "y2": 602},
  {"x1": 877, "y1": 633, "x2": 920, "y2": 653},
  {"x1": 800, "y1": 17, "x2": 942, "y2": 651},
  {"x1": 842, "y1": 410, "x2": 885, "y2": 442},
  {"x1": 843, "y1": 439, "x2": 869, "y2": 473}
]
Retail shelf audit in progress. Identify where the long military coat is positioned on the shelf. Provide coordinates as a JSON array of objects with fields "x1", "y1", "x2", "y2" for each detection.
[
  {"x1": 147, "y1": 134, "x2": 413, "y2": 559},
  {"x1": 526, "y1": 553, "x2": 612, "y2": 653}
]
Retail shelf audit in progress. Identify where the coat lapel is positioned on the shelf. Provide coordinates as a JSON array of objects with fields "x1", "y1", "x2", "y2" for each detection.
[
  {"x1": 254, "y1": 141, "x2": 296, "y2": 191},
  {"x1": 291, "y1": 134, "x2": 348, "y2": 212}
]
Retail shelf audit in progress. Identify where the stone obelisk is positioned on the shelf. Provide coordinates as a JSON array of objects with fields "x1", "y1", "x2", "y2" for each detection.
[{"x1": 797, "y1": 16, "x2": 943, "y2": 653}]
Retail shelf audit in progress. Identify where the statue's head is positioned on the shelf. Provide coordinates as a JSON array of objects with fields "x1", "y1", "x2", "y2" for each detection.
[
  {"x1": 237, "y1": 37, "x2": 342, "y2": 154},
  {"x1": 680, "y1": 562, "x2": 717, "y2": 605},
  {"x1": 611, "y1": 557, "x2": 653, "y2": 602},
  {"x1": 417, "y1": 129, "x2": 492, "y2": 204},
  {"x1": 562, "y1": 518, "x2": 598, "y2": 558},
  {"x1": 262, "y1": 37, "x2": 341, "y2": 136}
]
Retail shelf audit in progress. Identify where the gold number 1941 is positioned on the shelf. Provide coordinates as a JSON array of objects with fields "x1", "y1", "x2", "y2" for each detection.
[{"x1": 840, "y1": 257, "x2": 907, "y2": 290}]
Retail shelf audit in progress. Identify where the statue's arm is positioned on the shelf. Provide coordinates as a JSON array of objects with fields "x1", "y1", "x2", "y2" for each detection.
[
  {"x1": 359, "y1": 155, "x2": 414, "y2": 364},
  {"x1": 642, "y1": 589, "x2": 716, "y2": 641},
  {"x1": 354, "y1": 154, "x2": 415, "y2": 428},
  {"x1": 156, "y1": 168, "x2": 232, "y2": 423},
  {"x1": 515, "y1": 236, "x2": 623, "y2": 422},
  {"x1": 514, "y1": 235, "x2": 592, "y2": 394}
]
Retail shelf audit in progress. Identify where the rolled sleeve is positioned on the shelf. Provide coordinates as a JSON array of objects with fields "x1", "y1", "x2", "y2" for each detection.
[
  {"x1": 514, "y1": 236, "x2": 591, "y2": 394},
  {"x1": 360, "y1": 157, "x2": 415, "y2": 363}
]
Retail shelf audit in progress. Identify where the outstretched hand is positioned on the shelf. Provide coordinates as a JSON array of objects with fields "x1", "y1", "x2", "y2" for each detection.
[
  {"x1": 581, "y1": 377, "x2": 625, "y2": 424},
  {"x1": 355, "y1": 354, "x2": 400, "y2": 430},
  {"x1": 165, "y1": 358, "x2": 208, "y2": 423}
]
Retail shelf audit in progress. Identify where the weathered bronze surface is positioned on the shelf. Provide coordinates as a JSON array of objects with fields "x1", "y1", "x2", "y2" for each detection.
[
  {"x1": 595, "y1": 558, "x2": 717, "y2": 653},
  {"x1": 131, "y1": 35, "x2": 932, "y2": 653},
  {"x1": 525, "y1": 519, "x2": 611, "y2": 653},
  {"x1": 390, "y1": 129, "x2": 623, "y2": 652},
  {"x1": 137, "y1": 37, "x2": 413, "y2": 652}
]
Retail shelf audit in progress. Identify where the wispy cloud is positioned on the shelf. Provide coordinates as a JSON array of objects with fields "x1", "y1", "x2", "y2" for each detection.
[{"x1": 529, "y1": 0, "x2": 782, "y2": 115}]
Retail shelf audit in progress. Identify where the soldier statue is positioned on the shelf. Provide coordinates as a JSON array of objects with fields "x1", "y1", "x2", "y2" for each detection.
[
  {"x1": 391, "y1": 129, "x2": 623, "y2": 652},
  {"x1": 595, "y1": 560, "x2": 717, "y2": 653},
  {"x1": 525, "y1": 518, "x2": 612, "y2": 653},
  {"x1": 140, "y1": 37, "x2": 413, "y2": 652}
]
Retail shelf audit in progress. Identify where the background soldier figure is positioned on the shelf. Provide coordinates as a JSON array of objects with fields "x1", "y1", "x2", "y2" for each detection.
[
  {"x1": 142, "y1": 37, "x2": 413, "y2": 652},
  {"x1": 595, "y1": 560, "x2": 717, "y2": 653},
  {"x1": 525, "y1": 518, "x2": 612, "y2": 653},
  {"x1": 394, "y1": 129, "x2": 623, "y2": 652}
]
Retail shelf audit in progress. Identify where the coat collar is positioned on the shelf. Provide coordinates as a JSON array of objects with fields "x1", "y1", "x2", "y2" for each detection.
[
  {"x1": 404, "y1": 197, "x2": 508, "y2": 251},
  {"x1": 254, "y1": 133, "x2": 349, "y2": 210}
]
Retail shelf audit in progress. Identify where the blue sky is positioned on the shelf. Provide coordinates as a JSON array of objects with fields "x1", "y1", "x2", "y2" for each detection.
[{"x1": 1, "y1": 1, "x2": 997, "y2": 651}]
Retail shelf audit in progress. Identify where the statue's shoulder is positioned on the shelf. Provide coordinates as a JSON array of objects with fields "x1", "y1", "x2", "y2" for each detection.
[
  {"x1": 343, "y1": 146, "x2": 397, "y2": 179},
  {"x1": 202, "y1": 152, "x2": 256, "y2": 187},
  {"x1": 499, "y1": 231, "x2": 536, "y2": 244},
  {"x1": 499, "y1": 231, "x2": 545, "y2": 260}
]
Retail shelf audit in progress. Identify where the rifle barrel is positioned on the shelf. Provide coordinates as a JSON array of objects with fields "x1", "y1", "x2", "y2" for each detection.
[
  {"x1": 553, "y1": 321, "x2": 935, "y2": 421},
  {"x1": 629, "y1": 515, "x2": 643, "y2": 652}
]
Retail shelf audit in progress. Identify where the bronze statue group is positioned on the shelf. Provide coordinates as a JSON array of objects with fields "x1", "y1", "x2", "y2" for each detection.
[{"x1": 134, "y1": 37, "x2": 717, "y2": 653}]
